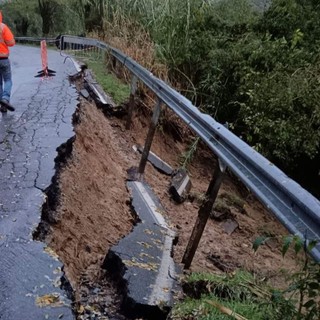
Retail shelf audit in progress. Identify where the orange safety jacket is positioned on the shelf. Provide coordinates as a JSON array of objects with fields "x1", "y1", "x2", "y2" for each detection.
[{"x1": 0, "y1": 11, "x2": 15, "y2": 58}]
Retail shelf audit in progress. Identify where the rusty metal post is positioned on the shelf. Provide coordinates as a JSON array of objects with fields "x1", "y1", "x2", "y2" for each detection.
[
  {"x1": 126, "y1": 75, "x2": 138, "y2": 130},
  {"x1": 112, "y1": 56, "x2": 117, "y2": 70},
  {"x1": 182, "y1": 159, "x2": 227, "y2": 269},
  {"x1": 138, "y1": 98, "x2": 162, "y2": 177}
]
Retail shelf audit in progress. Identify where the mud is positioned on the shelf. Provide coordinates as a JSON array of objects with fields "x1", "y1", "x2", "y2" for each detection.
[{"x1": 40, "y1": 94, "x2": 301, "y2": 318}]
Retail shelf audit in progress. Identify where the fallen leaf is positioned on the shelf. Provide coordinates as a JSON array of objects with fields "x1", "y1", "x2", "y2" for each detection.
[
  {"x1": 139, "y1": 252, "x2": 154, "y2": 260},
  {"x1": 78, "y1": 305, "x2": 85, "y2": 314},
  {"x1": 36, "y1": 293, "x2": 62, "y2": 307},
  {"x1": 144, "y1": 229, "x2": 154, "y2": 235},
  {"x1": 44, "y1": 246, "x2": 60, "y2": 260},
  {"x1": 123, "y1": 259, "x2": 159, "y2": 271},
  {"x1": 137, "y1": 241, "x2": 152, "y2": 249}
]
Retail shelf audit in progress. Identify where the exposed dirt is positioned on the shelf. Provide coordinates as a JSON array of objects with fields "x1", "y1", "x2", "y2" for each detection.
[{"x1": 42, "y1": 92, "x2": 302, "y2": 318}]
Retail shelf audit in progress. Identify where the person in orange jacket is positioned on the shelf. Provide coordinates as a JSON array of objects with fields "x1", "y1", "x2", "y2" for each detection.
[{"x1": 0, "y1": 10, "x2": 15, "y2": 112}]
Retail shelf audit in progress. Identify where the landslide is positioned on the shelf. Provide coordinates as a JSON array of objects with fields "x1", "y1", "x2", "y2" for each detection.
[{"x1": 40, "y1": 91, "x2": 301, "y2": 318}]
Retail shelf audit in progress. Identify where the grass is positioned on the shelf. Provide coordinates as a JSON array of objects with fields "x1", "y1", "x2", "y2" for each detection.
[
  {"x1": 185, "y1": 270, "x2": 261, "y2": 296},
  {"x1": 180, "y1": 137, "x2": 200, "y2": 169},
  {"x1": 70, "y1": 48, "x2": 130, "y2": 105},
  {"x1": 170, "y1": 270, "x2": 296, "y2": 320},
  {"x1": 171, "y1": 298, "x2": 269, "y2": 320},
  {"x1": 87, "y1": 59, "x2": 130, "y2": 105}
]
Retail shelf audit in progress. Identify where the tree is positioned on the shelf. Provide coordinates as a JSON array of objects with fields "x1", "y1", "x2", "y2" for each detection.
[{"x1": 38, "y1": 0, "x2": 59, "y2": 35}]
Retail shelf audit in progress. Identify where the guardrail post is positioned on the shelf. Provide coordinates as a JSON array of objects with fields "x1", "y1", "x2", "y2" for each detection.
[
  {"x1": 138, "y1": 98, "x2": 162, "y2": 177},
  {"x1": 126, "y1": 75, "x2": 138, "y2": 130},
  {"x1": 182, "y1": 159, "x2": 227, "y2": 269},
  {"x1": 112, "y1": 56, "x2": 117, "y2": 71}
]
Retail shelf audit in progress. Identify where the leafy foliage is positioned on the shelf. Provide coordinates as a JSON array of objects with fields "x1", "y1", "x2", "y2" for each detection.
[
  {"x1": 0, "y1": 0, "x2": 41, "y2": 35},
  {"x1": 104, "y1": 0, "x2": 320, "y2": 189},
  {"x1": 102, "y1": 0, "x2": 320, "y2": 187},
  {"x1": 1, "y1": 0, "x2": 85, "y2": 36},
  {"x1": 254, "y1": 235, "x2": 320, "y2": 320},
  {"x1": 2, "y1": 0, "x2": 319, "y2": 194}
]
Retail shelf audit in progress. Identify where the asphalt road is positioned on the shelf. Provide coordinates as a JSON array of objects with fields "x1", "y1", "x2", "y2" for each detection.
[{"x1": 0, "y1": 45, "x2": 78, "y2": 320}]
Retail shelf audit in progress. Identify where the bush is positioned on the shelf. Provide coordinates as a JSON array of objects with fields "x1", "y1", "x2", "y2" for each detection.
[{"x1": 253, "y1": 235, "x2": 320, "y2": 320}]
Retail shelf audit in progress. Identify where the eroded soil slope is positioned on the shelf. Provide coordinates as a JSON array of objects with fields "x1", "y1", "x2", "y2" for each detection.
[
  {"x1": 46, "y1": 101, "x2": 134, "y2": 290},
  {"x1": 46, "y1": 96, "x2": 301, "y2": 314}
]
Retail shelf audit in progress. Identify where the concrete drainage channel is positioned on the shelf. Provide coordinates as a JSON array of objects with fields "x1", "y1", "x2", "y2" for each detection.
[{"x1": 36, "y1": 61, "x2": 182, "y2": 319}]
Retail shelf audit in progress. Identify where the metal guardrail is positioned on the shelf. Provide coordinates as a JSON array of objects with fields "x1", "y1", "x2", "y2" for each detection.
[
  {"x1": 16, "y1": 36, "x2": 57, "y2": 44},
  {"x1": 17, "y1": 35, "x2": 320, "y2": 261}
]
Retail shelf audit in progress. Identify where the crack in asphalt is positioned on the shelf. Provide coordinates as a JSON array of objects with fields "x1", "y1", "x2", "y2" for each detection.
[{"x1": 0, "y1": 45, "x2": 78, "y2": 319}]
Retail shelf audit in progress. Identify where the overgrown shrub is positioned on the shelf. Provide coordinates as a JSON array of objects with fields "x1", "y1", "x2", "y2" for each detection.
[{"x1": 254, "y1": 235, "x2": 320, "y2": 320}]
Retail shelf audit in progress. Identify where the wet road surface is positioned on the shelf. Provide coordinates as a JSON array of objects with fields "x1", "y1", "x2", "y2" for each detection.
[{"x1": 0, "y1": 45, "x2": 78, "y2": 319}]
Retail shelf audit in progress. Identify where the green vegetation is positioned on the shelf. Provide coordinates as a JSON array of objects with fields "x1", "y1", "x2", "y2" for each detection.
[
  {"x1": 0, "y1": 0, "x2": 84, "y2": 35},
  {"x1": 1, "y1": 0, "x2": 319, "y2": 193},
  {"x1": 59, "y1": 43, "x2": 130, "y2": 103},
  {"x1": 86, "y1": 59, "x2": 130, "y2": 104},
  {"x1": 2, "y1": 1, "x2": 319, "y2": 318},
  {"x1": 103, "y1": 0, "x2": 320, "y2": 195},
  {"x1": 172, "y1": 298, "x2": 268, "y2": 319},
  {"x1": 171, "y1": 270, "x2": 297, "y2": 320},
  {"x1": 180, "y1": 137, "x2": 200, "y2": 169},
  {"x1": 171, "y1": 236, "x2": 320, "y2": 320},
  {"x1": 253, "y1": 235, "x2": 320, "y2": 320}
]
